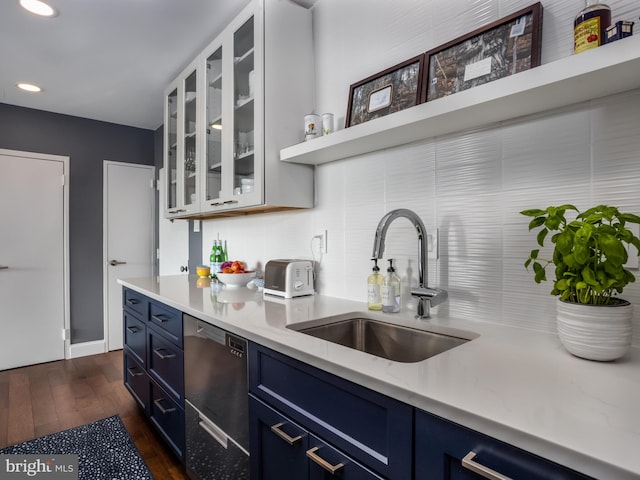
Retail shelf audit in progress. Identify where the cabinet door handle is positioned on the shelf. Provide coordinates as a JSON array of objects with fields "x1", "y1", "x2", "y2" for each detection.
[
  {"x1": 127, "y1": 366, "x2": 144, "y2": 377},
  {"x1": 126, "y1": 326, "x2": 140, "y2": 334},
  {"x1": 306, "y1": 447, "x2": 344, "y2": 474},
  {"x1": 153, "y1": 348, "x2": 176, "y2": 360},
  {"x1": 0, "y1": 265, "x2": 9, "y2": 269},
  {"x1": 462, "y1": 452, "x2": 512, "y2": 480},
  {"x1": 223, "y1": 200, "x2": 238, "y2": 205},
  {"x1": 154, "y1": 398, "x2": 176, "y2": 414},
  {"x1": 126, "y1": 298, "x2": 139, "y2": 305},
  {"x1": 270, "y1": 422, "x2": 302, "y2": 445},
  {"x1": 151, "y1": 314, "x2": 169, "y2": 324},
  {"x1": 168, "y1": 208, "x2": 186, "y2": 214}
]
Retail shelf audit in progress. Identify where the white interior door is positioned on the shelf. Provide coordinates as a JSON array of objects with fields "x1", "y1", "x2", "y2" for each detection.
[
  {"x1": 158, "y1": 167, "x2": 189, "y2": 275},
  {"x1": 104, "y1": 161, "x2": 154, "y2": 351},
  {"x1": 0, "y1": 150, "x2": 68, "y2": 370}
]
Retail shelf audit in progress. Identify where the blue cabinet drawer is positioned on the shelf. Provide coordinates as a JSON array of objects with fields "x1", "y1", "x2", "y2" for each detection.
[
  {"x1": 148, "y1": 327, "x2": 184, "y2": 403},
  {"x1": 249, "y1": 343, "x2": 412, "y2": 480},
  {"x1": 415, "y1": 409, "x2": 595, "y2": 480},
  {"x1": 123, "y1": 310, "x2": 146, "y2": 367},
  {"x1": 123, "y1": 288, "x2": 148, "y2": 319},
  {"x1": 149, "y1": 300, "x2": 183, "y2": 347},
  {"x1": 124, "y1": 353, "x2": 149, "y2": 412},
  {"x1": 250, "y1": 395, "x2": 384, "y2": 480},
  {"x1": 150, "y1": 380, "x2": 185, "y2": 460}
]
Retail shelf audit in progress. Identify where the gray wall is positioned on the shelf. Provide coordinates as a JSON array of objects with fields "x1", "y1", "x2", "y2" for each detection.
[{"x1": 0, "y1": 103, "x2": 155, "y2": 344}]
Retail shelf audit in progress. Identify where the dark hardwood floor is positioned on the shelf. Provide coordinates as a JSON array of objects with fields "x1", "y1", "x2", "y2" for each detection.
[{"x1": 0, "y1": 350, "x2": 189, "y2": 480}]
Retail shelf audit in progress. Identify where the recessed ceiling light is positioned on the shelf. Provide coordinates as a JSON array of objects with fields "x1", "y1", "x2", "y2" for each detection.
[
  {"x1": 16, "y1": 83, "x2": 43, "y2": 93},
  {"x1": 19, "y1": 0, "x2": 58, "y2": 17}
]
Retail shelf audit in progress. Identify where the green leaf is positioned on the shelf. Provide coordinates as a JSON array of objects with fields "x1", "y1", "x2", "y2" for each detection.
[
  {"x1": 533, "y1": 262, "x2": 546, "y2": 283},
  {"x1": 528, "y1": 216, "x2": 546, "y2": 230},
  {"x1": 520, "y1": 209, "x2": 546, "y2": 217},
  {"x1": 621, "y1": 212, "x2": 640, "y2": 224},
  {"x1": 582, "y1": 266, "x2": 597, "y2": 286},
  {"x1": 536, "y1": 228, "x2": 548, "y2": 247}
]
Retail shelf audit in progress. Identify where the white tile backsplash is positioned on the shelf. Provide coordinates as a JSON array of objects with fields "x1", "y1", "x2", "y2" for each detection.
[{"x1": 200, "y1": 0, "x2": 640, "y2": 347}]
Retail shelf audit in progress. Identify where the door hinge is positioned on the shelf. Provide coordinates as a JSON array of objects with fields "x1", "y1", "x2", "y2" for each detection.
[
  {"x1": 62, "y1": 328, "x2": 70, "y2": 341},
  {"x1": 150, "y1": 179, "x2": 155, "y2": 189},
  {"x1": 61, "y1": 174, "x2": 65, "y2": 186}
]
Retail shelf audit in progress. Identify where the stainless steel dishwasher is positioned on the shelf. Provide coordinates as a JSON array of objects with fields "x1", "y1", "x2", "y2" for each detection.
[{"x1": 183, "y1": 314, "x2": 249, "y2": 480}]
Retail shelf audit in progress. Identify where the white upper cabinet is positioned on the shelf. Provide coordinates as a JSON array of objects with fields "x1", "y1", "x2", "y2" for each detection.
[{"x1": 164, "y1": 0, "x2": 314, "y2": 219}]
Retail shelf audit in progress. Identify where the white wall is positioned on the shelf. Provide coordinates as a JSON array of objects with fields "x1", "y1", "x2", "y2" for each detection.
[{"x1": 203, "y1": 0, "x2": 640, "y2": 346}]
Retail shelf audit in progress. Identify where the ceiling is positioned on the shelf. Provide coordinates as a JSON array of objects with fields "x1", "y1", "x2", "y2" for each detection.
[{"x1": 0, "y1": 0, "x2": 315, "y2": 131}]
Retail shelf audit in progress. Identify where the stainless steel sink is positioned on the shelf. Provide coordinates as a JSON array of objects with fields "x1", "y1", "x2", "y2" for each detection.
[{"x1": 291, "y1": 317, "x2": 471, "y2": 363}]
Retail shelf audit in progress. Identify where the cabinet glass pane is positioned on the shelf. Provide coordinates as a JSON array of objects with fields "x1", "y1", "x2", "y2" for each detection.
[
  {"x1": 233, "y1": 16, "x2": 255, "y2": 193},
  {"x1": 206, "y1": 47, "x2": 223, "y2": 202},
  {"x1": 167, "y1": 88, "x2": 178, "y2": 210},
  {"x1": 184, "y1": 70, "x2": 197, "y2": 207}
]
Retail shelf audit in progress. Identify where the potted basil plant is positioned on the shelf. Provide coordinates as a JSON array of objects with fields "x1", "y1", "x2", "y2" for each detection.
[{"x1": 521, "y1": 204, "x2": 640, "y2": 361}]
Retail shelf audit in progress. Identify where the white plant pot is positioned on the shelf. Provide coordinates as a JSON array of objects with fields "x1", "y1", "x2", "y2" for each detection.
[{"x1": 557, "y1": 298, "x2": 633, "y2": 361}]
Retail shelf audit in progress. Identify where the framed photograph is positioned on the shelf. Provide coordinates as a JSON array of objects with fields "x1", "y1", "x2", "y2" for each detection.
[
  {"x1": 346, "y1": 54, "x2": 424, "y2": 128},
  {"x1": 422, "y1": 2, "x2": 542, "y2": 102}
]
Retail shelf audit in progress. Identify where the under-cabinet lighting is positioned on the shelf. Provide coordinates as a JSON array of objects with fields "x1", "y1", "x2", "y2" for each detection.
[
  {"x1": 211, "y1": 123, "x2": 222, "y2": 130},
  {"x1": 19, "y1": 0, "x2": 58, "y2": 17},
  {"x1": 16, "y1": 83, "x2": 42, "y2": 93}
]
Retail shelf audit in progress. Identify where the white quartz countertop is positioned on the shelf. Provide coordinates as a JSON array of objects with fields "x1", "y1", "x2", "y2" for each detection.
[{"x1": 119, "y1": 275, "x2": 640, "y2": 480}]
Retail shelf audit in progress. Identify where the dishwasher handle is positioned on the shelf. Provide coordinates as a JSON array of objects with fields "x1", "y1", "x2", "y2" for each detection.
[{"x1": 196, "y1": 320, "x2": 227, "y2": 345}]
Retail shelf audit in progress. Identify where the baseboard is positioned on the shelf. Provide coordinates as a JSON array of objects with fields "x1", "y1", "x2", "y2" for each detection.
[{"x1": 68, "y1": 340, "x2": 107, "y2": 359}]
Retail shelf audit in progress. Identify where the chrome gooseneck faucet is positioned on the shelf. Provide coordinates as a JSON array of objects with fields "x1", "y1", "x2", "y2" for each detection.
[{"x1": 372, "y1": 209, "x2": 447, "y2": 319}]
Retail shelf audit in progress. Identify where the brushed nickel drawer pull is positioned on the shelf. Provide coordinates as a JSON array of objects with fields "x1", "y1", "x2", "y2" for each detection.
[
  {"x1": 270, "y1": 422, "x2": 302, "y2": 445},
  {"x1": 306, "y1": 447, "x2": 344, "y2": 474},
  {"x1": 126, "y1": 326, "x2": 140, "y2": 334},
  {"x1": 153, "y1": 348, "x2": 176, "y2": 360},
  {"x1": 154, "y1": 398, "x2": 176, "y2": 414},
  {"x1": 126, "y1": 298, "x2": 139, "y2": 305},
  {"x1": 151, "y1": 314, "x2": 169, "y2": 323},
  {"x1": 462, "y1": 452, "x2": 512, "y2": 480},
  {"x1": 127, "y1": 366, "x2": 144, "y2": 377}
]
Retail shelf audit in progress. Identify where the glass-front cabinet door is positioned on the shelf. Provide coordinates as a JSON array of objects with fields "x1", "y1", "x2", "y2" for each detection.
[
  {"x1": 182, "y1": 68, "x2": 199, "y2": 212},
  {"x1": 164, "y1": 62, "x2": 200, "y2": 218},
  {"x1": 165, "y1": 87, "x2": 178, "y2": 214},
  {"x1": 231, "y1": 15, "x2": 258, "y2": 204},
  {"x1": 205, "y1": 46, "x2": 224, "y2": 206},
  {"x1": 199, "y1": 9, "x2": 260, "y2": 215}
]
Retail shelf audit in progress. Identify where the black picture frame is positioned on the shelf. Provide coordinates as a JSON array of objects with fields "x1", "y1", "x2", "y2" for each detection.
[
  {"x1": 345, "y1": 54, "x2": 425, "y2": 128},
  {"x1": 422, "y1": 2, "x2": 543, "y2": 102}
]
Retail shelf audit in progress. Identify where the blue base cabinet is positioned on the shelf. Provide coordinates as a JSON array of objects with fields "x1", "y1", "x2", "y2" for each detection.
[
  {"x1": 250, "y1": 395, "x2": 385, "y2": 480},
  {"x1": 415, "y1": 409, "x2": 594, "y2": 480},
  {"x1": 248, "y1": 342, "x2": 412, "y2": 480},
  {"x1": 122, "y1": 287, "x2": 185, "y2": 460}
]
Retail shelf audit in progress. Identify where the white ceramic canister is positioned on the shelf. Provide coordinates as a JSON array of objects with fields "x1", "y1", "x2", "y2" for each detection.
[
  {"x1": 321, "y1": 113, "x2": 334, "y2": 135},
  {"x1": 304, "y1": 114, "x2": 321, "y2": 141}
]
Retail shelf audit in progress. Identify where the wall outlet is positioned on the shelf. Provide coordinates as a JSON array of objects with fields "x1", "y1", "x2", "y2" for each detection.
[
  {"x1": 316, "y1": 230, "x2": 328, "y2": 254},
  {"x1": 427, "y1": 229, "x2": 438, "y2": 260}
]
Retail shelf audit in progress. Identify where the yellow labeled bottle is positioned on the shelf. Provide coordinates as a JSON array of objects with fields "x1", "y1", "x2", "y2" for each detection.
[
  {"x1": 367, "y1": 259, "x2": 384, "y2": 311},
  {"x1": 574, "y1": 1, "x2": 611, "y2": 54}
]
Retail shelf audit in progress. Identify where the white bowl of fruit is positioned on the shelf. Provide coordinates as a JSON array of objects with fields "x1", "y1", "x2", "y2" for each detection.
[{"x1": 216, "y1": 261, "x2": 255, "y2": 288}]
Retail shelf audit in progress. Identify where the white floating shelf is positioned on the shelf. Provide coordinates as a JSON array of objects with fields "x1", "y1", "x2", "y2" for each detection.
[{"x1": 280, "y1": 35, "x2": 640, "y2": 166}]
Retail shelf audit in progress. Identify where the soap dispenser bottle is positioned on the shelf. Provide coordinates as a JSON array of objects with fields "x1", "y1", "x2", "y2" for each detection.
[
  {"x1": 367, "y1": 259, "x2": 384, "y2": 311},
  {"x1": 382, "y1": 259, "x2": 401, "y2": 313}
]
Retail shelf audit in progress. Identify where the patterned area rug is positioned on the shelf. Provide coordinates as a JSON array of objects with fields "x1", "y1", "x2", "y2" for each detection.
[{"x1": 0, "y1": 415, "x2": 154, "y2": 479}]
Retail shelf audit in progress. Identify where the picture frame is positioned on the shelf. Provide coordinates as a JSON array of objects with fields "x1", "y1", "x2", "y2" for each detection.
[
  {"x1": 422, "y1": 2, "x2": 542, "y2": 102},
  {"x1": 345, "y1": 54, "x2": 425, "y2": 128}
]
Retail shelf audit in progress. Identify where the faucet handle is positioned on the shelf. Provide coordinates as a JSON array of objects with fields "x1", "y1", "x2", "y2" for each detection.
[{"x1": 411, "y1": 287, "x2": 448, "y2": 307}]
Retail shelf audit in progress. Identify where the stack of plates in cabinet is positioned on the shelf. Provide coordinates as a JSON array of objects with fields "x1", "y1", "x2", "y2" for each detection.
[{"x1": 241, "y1": 178, "x2": 254, "y2": 194}]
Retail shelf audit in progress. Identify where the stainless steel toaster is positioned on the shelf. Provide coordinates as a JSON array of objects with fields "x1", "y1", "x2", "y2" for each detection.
[{"x1": 263, "y1": 259, "x2": 315, "y2": 298}]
